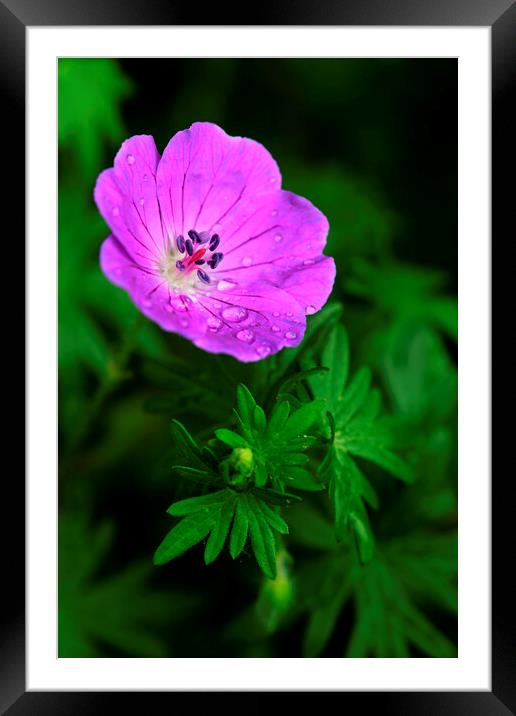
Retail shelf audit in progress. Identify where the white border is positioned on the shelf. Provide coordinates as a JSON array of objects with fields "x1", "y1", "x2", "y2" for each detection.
[{"x1": 27, "y1": 27, "x2": 490, "y2": 691}]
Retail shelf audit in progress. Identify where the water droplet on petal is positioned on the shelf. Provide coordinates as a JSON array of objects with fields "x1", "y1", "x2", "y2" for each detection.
[
  {"x1": 164, "y1": 304, "x2": 174, "y2": 313},
  {"x1": 139, "y1": 197, "x2": 145, "y2": 206},
  {"x1": 269, "y1": 177, "x2": 277, "y2": 183},
  {"x1": 207, "y1": 316, "x2": 222, "y2": 332},
  {"x1": 142, "y1": 298, "x2": 152, "y2": 308},
  {"x1": 274, "y1": 233, "x2": 283, "y2": 243},
  {"x1": 286, "y1": 312, "x2": 293, "y2": 317},
  {"x1": 256, "y1": 344, "x2": 272, "y2": 357},
  {"x1": 127, "y1": 154, "x2": 135, "y2": 165},
  {"x1": 241, "y1": 256, "x2": 253, "y2": 267},
  {"x1": 179, "y1": 317, "x2": 189, "y2": 327},
  {"x1": 306, "y1": 305, "x2": 317, "y2": 315},
  {"x1": 143, "y1": 174, "x2": 148, "y2": 182},
  {"x1": 285, "y1": 331, "x2": 298, "y2": 340},
  {"x1": 303, "y1": 258, "x2": 315, "y2": 266},
  {"x1": 271, "y1": 325, "x2": 281, "y2": 333},
  {"x1": 271, "y1": 209, "x2": 278, "y2": 217},
  {"x1": 217, "y1": 279, "x2": 237, "y2": 292},
  {"x1": 273, "y1": 312, "x2": 280, "y2": 317},
  {"x1": 236, "y1": 329, "x2": 255, "y2": 344},
  {"x1": 112, "y1": 207, "x2": 120, "y2": 216},
  {"x1": 222, "y1": 306, "x2": 248, "y2": 323}
]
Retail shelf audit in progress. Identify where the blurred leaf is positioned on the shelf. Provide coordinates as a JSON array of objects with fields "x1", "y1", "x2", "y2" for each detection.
[
  {"x1": 58, "y1": 515, "x2": 192, "y2": 657},
  {"x1": 59, "y1": 58, "x2": 133, "y2": 178}
]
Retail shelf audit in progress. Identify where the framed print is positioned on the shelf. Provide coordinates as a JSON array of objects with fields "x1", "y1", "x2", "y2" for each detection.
[{"x1": 3, "y1": 0, "x2": 511, "y2": 710}]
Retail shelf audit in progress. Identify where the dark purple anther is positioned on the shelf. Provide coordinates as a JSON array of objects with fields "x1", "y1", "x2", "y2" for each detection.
[
  {"x1": 195, "y1": 259, "x2": 205, "y2": 265},
  {"x1": 175, "y1": 260, "x2": 185, "y2": 272},
  {"x1": 188, "y1": 229, "x2": 200, "y2": 243},
  {"x1": 197, "y1": 269, "x2": 210, "y2": 284},
  {"x1": 209, "y1": 234, "x2": 220, "y2": 251},
  {"x1": 209, "y1": 252, "x2": 223, "y2": 268},
  {"x1": 185, "y1": 238, "x2": 194, "y2": 256},
  {"x1": 176, "y1": 235, "x2": 185, "y2": 253}
]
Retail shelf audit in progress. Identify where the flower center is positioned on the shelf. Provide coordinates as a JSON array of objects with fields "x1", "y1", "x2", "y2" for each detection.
[{"x1": 160, "y1": 230, "x2": 224, "y2": 290}]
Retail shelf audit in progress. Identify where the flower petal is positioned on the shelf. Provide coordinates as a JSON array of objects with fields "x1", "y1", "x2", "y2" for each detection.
[
  {"x1": 190, "y1": 281, "x2": 307, "y2": 362},
  {"x1": 208, "y1": 190, "x2": 334, "y2": 315},
  {"x1": 156, "y1": 122, "x2": 281, "y2": 240},
  {"x1": 94, "y1": 135, "x2": 167, "y2": 268}
]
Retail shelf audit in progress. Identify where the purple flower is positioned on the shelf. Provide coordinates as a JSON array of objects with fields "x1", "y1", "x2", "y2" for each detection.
[{"x1": 94, "y1": 122, "x2": 335, "y2": 362}]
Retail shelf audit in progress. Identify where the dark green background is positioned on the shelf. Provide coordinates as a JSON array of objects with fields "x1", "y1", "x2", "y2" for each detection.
[{"x1": 58, "y1": 59, "x2": 457, "y2": 657}]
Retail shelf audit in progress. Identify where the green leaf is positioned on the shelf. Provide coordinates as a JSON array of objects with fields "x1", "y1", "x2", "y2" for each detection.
[
  {"x1": 282, "y1": 399, "x2": 325, "y2": 440},
  {"x1": 204, "y1": 494, "x2": 237, "y2": 564},
  {"x1": 154, "y1": 512, "x2": 215, "y2": 565},
  {"x1": 236, "y1": 384, "x2": 256, "y2": 425},
  {"x1": 230, "y1": 495, "x2": 250, "y2": 559},
  {"x1": 215, "y1": 428, "x2": 247, "y2": 449},
  {"x1": 266, "y1": 401, "x2": 291, "y2": 438},
  {"x1": 309, "y1": 324, "x2": 349, "y2": 414},
  {"x1": 255, "y1": 499, "x2": 289, "y2": 534},
  {"x1": 247, "y1": 495, "x2": 278, "y2": 579},
  {"x1": 167, "y1": 490, "x2": 227, "y2": 516},
  {"x1": 337, "y1": 366, "x2": 371, "y2": 425}
]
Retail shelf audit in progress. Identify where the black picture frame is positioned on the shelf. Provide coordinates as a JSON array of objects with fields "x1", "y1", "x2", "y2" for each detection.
[{"x1": 5, "y1": 0, "x2": 509, "y2": 711}]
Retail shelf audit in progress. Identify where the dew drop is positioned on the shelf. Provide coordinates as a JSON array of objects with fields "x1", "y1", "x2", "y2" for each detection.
[
  {"x1": 112, "y1": 206, "x2": 120, "y2": 216},
  {"x1": 286, "y1": 312, "x2": 293, "y2": 317},
  {"x1": 273, "y1": 312, "x2": 280, "y2": 317},
  {"x1": 179, "y1": 317, "x2": 189, "y2": 327},
  {"x1": 207, "y1": 316, "x2": 222, "y2": 332},
  {"x1": 217, "y1": 279, "x2": 237, "y2": 292},
  {"x1": 170, "y1": 298, "x2": 188, "y2": 312},
  {"x1": 303, "y1": 258, "x2": 315, "y2": 266},
  {"x1": 274, "y1": 233, "x2": 283, "y2": 243},
  {"x1": 127, "y1": 154, "x2": 135, "y2": 165},
  {"x1": 271, "y1": 209, "x2": 278, "y2": 217},
  {"x1": 306, "y1": 304, "x2": 317, "y2": 315},
  {"x1": 143, "y1": 174, "x2": 148, "y2": 182},
  {"x1": 285, "y1": 331, "x2": 298, "y2": 340},
  {"x1": 139, "y1": 197, "x2": 145, "y2": 206},
  {"x1": 271, "y1": 325, "x2": 281, "y2": 333},
  {"x1": 269, "y1": 177, "x2": 277, "y2": 183},
  {"x1": 236, "y1": 329, "x2": 255, "y2": 344},
  {"x1": 241, "y1": 256, "x2": 253, "y2": 267},
  {"x1": 256, "y1": 344, "x2": 272, "y2": 357},
  {"x1": 222, "y1": 306, "x2": 248, "y2": 323}
]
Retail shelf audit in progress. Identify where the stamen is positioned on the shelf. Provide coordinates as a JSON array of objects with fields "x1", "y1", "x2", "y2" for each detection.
[
  {"x1": 176, "y1": 260, "x2": 185, "y2": 272},
  {"x1": 208, "y1": 252, "x2": 224, "y2": 269},
  {"x1": 209, "y1": 234, "x2": 220, "y2": 251},
  {"x1": 195, "y1": 259, "x2": 205, "y2": 265},
  {"x1": 188, "y1": 230, "x2": 200, "y2": 244},
  {"x1": 198, "y1": 231, "x2": 211, "y2": 244},
  {"x1": 185, "y1": 238, "x2": 194, "y2": 256},
  {"x1": 176, "y1": 235, "x2": 185, "y2": 253},
  {"x1": 197, "y1": 269, "x2": 210, "y2": 284}
]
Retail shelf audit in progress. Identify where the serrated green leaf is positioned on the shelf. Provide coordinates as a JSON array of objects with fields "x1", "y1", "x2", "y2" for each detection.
[
  {"x1": 154, "y1": 512, "x2": 215, "y2": 565},
  {"x1": 204, "y1": 494, "x2": 236, "y2": 564},
  {"x1": 247, "y1": 495, "x2": 277, "y2": 579},
  {"x1": 255, "y1": 499, "x2": 289, "y2": 535},
  {"x1": 229, "y1": 494, "x2": 250, "y2": 559},
  {"x1": 282, "y1": 399, "x2": 325, "y2": 440},
  {"x1": 167, "y1": 490, "x2": 227, "y2": 516},
  {"x1": 266, "y1": 401, "x2": 290, "y2": 438},
  {"x1": 215, "y1": 428, "x2": 247, "y2": 449},
  {"x1": 236, "y1": 384, "x2": 256, "y2": 425},
  {"x1": 337, "y1": 366, "x2": 372, "y2": 425}
]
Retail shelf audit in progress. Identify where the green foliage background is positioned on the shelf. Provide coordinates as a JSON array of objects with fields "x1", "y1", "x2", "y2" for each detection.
[{"x1": 58, "y1": 58, "x2": 458, "y2": 657}]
